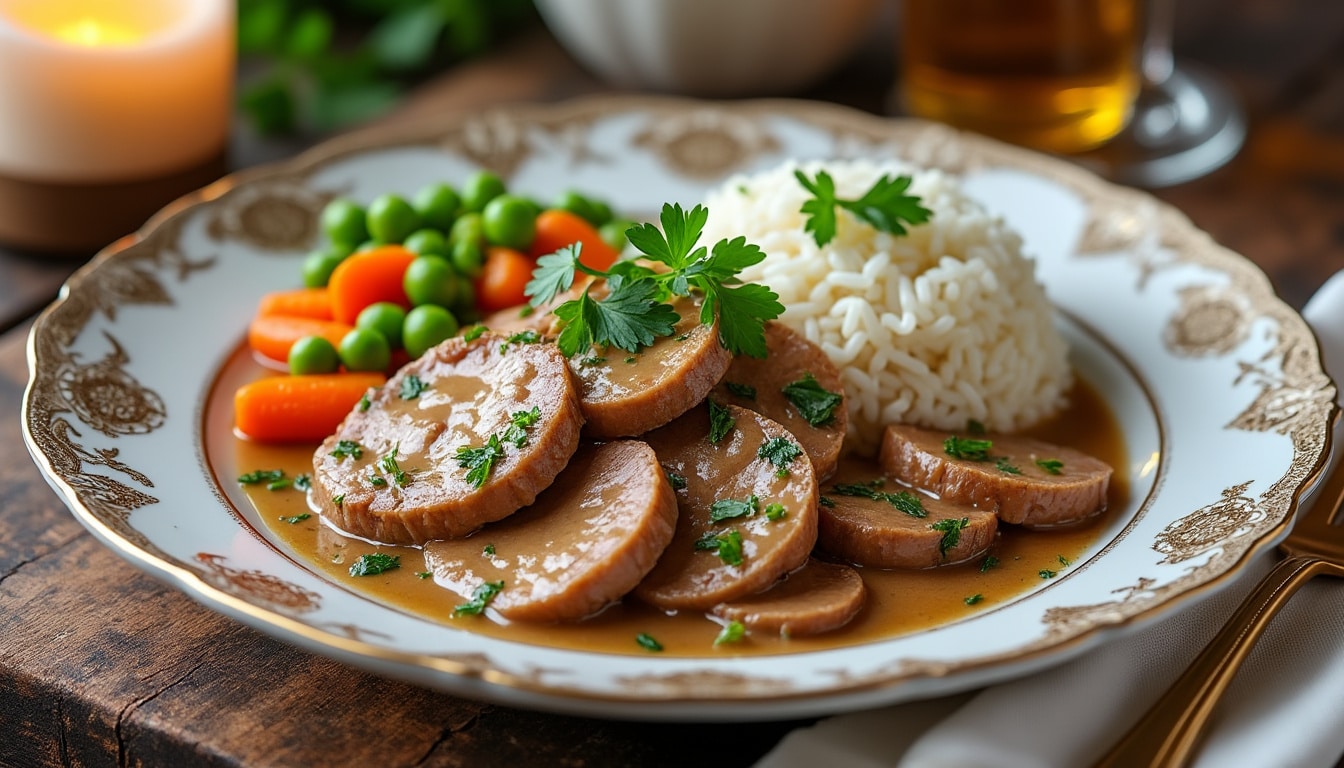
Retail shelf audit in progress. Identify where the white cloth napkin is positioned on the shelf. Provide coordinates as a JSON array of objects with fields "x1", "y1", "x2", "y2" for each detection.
[{"x1": 756, "y1": 273, "x2": 1344, "y2": 768}]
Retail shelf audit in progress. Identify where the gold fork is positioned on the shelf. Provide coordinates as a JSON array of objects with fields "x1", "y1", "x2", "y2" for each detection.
[{"x1": 1095, "y1": 428, "x2": 1344, "y2": 767}]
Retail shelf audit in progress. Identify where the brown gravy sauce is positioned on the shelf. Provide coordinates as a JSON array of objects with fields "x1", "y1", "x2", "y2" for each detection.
[{"x1": 218, "y1": 352, "x2": 1128, "y2": 658}]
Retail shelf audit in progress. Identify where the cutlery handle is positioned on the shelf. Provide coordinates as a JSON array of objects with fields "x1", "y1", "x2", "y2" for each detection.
[{"x1": 1093, "y1": 555, "x2": 1329, "y2": 768}]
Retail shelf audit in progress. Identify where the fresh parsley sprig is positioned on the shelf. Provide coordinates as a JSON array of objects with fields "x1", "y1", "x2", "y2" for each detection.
[
  {"x1": 524, "y1": 203, "x2": 784, "y2": 358},
  {"x1": 795, "y1": 170, "x2": 933, "y2": 247}
]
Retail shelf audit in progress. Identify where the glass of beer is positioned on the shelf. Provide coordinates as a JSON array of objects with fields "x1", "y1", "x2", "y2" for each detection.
[{"x1": 899, "y1": 0, "x2": 1143, "y2": 154}]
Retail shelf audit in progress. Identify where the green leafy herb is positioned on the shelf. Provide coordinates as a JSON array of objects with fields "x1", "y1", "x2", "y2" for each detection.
[
  {"x1": 279, "y1": 513, "x2": 311, "y2": 524},
  {"x1": 463, "y1": 324, "x2": 488, "y2": 342},
  {"x1": 1057, "y1": 554, "x2": 1072, "y2": 566},
  {"x1": 1036, "y1": 458, "x2": 1064, "y2": 475},
  {"x1": 330, "y1": 440, "x2": 363, "y2": 460},
  {"x1": 709, "y1": 494, "x2": 760, "y2": 523},
  {"x1": 349, "y1": 552, "x2": 400, "y2": 577},
  {"x1": 623, "y1": 355, "x2": 637, "y2": 364},
  {"x1": 666, "y1": 471, "x2": 688, "y2": 491},
  {"x1": 965, "y1": 594, "x2": 984, "y2": 606},
  {"x1": 293, "y1": 473, "x2": 312, "y2": 491},
  {"x1": 238, "y1": 469, "x2": 284, "y2": 485},
  {"x1": 831, "y1": 483, "x2": 928, "y2": 518},
  {"x1": 379, "y1": 444, "x2": 409, "y2": 487},
  {"x1": 358, "y1": 390, "x2": 373, "y2": 412},
  {"x1": 416, "y1": 571, "x2": 432, "y2": 580},
  {"x1": 995, "y1": 457, "x2": 1022, "y2": 475},
  {"x1": 636, "y1": 633, "x2": 664, "y2": 652},
  {"x1": 781, "y1": 373, "x2": 843, "y2": 427},
  {"x1": 708, "y1": 399, "x2": 736, "y2": 444},
  {"x1": 453, "y1": 580, "x2": 504, "y2": 616},
  {"x1": 725, "y1": 381, "x2": 757, "y2": 399},
  {"x1": 795, "y1": 169, "x2": 932, "y2": 247},
  {"x1": 456, "y1": 434, "x2": 504, "y2": 489},
  {"x1": 501, "y1": 406, "x2": 542, "y2": 448},
  {"x1": 499, "y1": 329, "x2": 542, "y2": 352},
  {"x1": 399, "y1": 374, "x2": 429, "y2": 400},
  {"x1": 332, "y1": 493, "x2": 345, "y2": 506},
  {"x1": 818, "y1": 495, "x2": 836, "y2": 508},
  {"x1": 1039, "y1": 569, "x2": 1058, "y2": 579},
  {"x1": 714, "y1": 620, "x2": 746, "y2": 646},
  {"x1": 980, "y1": 555, "x2": 1000, "y2": 573},
  {"x1": 764, "y1": 503, "x2": 788, "y2": 521},
  {"x1": 579, "y1": 356, "x2": 607, "y2": 367},
  {"x1": 266, "y1": 476, "x2": 291, "y2": 491},
  {"x1": 757, "y1": 437, "x2": 803, "y2": 470},
  {"x1": 368, "y1": 475, "x2": 387, "y2": 487},
  {"x1": 695, "y1": 529, "x2": 745, "y2": 566},
  {"x1": 944, "y1": 436, "x2": 993, "y2": 461},
  {"x1": 931, "y1": 517, "x2": 970, "y2": 559},
  {"x1": 483, "y1": 544, "x2": 496, "y2": 557}
]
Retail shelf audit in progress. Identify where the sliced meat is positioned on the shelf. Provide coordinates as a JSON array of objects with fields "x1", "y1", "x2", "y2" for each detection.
[
  {"x1": 311, "y1": 333, "x2": 583, "y2": 544},
  {"x1": 710, "y1": 559, "x2": 866, "y2": 637},
  {"x1": 818, "y1": 458, "x2": 997, "y2": 568},
  {"x1": 422, "y1": 440, "x2": 677, "y2": 622},
  {"x1": 571, "y1": 294, "x2": 731, "y2": 438},
  {"x1": 713, "y1": 321, "x2": 847, "y2": 481},
  {"x1": 879, "y1": 424, "x2": 1113, "y2": 527},
  {"x1": 635, "y1": 403, "x2": 818, "y2": 611}
]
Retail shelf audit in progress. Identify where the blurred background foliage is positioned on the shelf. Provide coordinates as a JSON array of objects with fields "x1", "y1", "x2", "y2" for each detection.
[{"x1": 237, "y1": 0, "x2": 537, "y2": 136}]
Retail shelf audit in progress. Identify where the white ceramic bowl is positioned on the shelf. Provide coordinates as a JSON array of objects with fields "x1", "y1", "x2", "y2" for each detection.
[{"x1": 535, "y1": 0, "x2": 885, "y2": 96}]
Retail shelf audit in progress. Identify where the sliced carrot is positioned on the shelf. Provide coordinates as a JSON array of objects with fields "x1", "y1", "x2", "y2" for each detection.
[
  {"x1": 248, "y1": 314, "x2": 354, "y2": 365},
  {"x1": 234, "y1": 372, "x2": 386, "y2": 444},
  {"x1": 327, "y1": 245, "x2": 417, "y2": 325},
  {"x1": 476, "y1": 246, "x2": 535, "y2": 313},
  {"x1": 257, "y1": 287, "x2": 333, "y2": 321},
  {"x1": 528, "y1": 209, "x2": 620, "y2": 272}
]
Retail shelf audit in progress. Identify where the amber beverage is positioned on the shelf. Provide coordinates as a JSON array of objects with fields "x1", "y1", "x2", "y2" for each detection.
[{"x1": 900, "y1": 0, "x2": 1143, "y2": 154}]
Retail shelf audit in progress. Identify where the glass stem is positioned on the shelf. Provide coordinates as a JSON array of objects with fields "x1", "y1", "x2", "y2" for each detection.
[{"x1": 1142, "y1": 0, "x2": 1175, "y2": 87}]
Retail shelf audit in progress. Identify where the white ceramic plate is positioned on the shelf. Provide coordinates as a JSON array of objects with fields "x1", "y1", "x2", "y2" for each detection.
[{"x1": 24, "y1": 97, "x2": 1334, "y2": 720}]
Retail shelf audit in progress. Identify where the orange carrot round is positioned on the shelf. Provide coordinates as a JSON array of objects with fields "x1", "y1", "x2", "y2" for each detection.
[
  {"x1": 528, "y1": 209, "x2": 620, "y2": 272},
  {"x1": 475, "y1": 246, "x2": 536, "y2": 313},
  {"x1": 234, "y1": 372, "x2": 386, "y2": 444},
  {"x1": 327, "y1": 245, "x2": 417, "y2": 324},
  {"x1": 248, "y1": 314, "x2": 354, "y2": 365},
  {"x1": 256, "y1": 287, "x2": 334, "y2": 321}
]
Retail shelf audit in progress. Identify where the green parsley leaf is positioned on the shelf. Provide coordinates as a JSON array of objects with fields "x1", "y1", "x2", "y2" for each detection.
[
  {"x1": 524, "y1": 243, "x2": 579, "y2": 308},
  {"x1": 332, "y1": 493, "x2": 345, "y2": 506},
  {"x1": 279, "y1": 513, "x2": 311, "y2": 524},
  {"x1": 635, "y1": 632, "x2": 664, "y2": 652},
  {"x1": 764, "y1": 503, "x2": 787, "y2": 521},
  {"x1": 995, "y1": 457, "x2": 1022, "y2": 475},
  {"x1": 500, "y1": 329, "x2": 542, "y2": 352},
  {"x1": 781, "y1": 373, "x2": 843, "y2": 427},
  {"x1": 714, "y1": 620, "x2": 746, "y2": 646},
  {"x1": 379, "y1": 444, "x2": 409, "y2": 487},
  {"x1": 349, "y1": 553, "x2": 400, "y2": 577},
  {"x1": 666, "y1": 471, "x2": 688, "y2": 491},
  {"x1": 266, "y1": 476, "x2": 291, "y2": 491},
  {"x1": 965, "y1": 593, "x2": 984, "y2": 606},
  {"x1": 462, "y1": 324, "x2": 488, "y2": 342},
  {"x1": 796, "y1": 169, "x2": 932, "y2": 247},
  {"x1": 293, "y1": 473, "x2": 312, "y2": 492},
  {"x1": 695, "y1": 529, "x2": 745, "y2": 566},
  {"x1": 698, "y1": 280, "x2": 782, "y2": 359},
  {"x1": 500, "y1": 406, "x2": 542, "y2": 448},
  {"x1": 931, "y1": 517, "x2": 970, "y2": 559},
  {"x1": 889, "y1": 491, "x2": 928, "y2": 518},
  {"x1": 330, "y1": 440, "x2": 363, "y2": 460},
  {"x1": 1057, "y1": 554, "x2": 1072, "y2": 566},
  {"x1": 625, "y1": 203, "x2": 709, "y2": 271},
  {"x1": 453, "y1": 580, "x2": 504, "y2": 616},
  {"x1": 416, "y1": 571, "x2": 432, "y2": 580},
  {"x1": 368, "y1": 475, "x2": 387, "y2": 487},
  {"x1": 831, "y1": 483, "x2": 928, "y2": 518},
  {"x1": 399, "y1": 374, "x2": 429, "y2": 400},
  {"x1": 980, "y1": 555, "x2": 1000, "y2": 573},
  {"x1": 238, "y1": 469, "x2": 284, "y2": 485},
  {"x1": 456, "y1": 434, "x2": 504, "y2": 489},
  {"x1": 1039, "y1": 569, "x2": 1058, "y2": 579},
  {"x1": 710, "y1": 495, "x2": 759, "y2": 523},
  {"x1": 579, "y1": 356, "x2": 607, "y2": 367},
  {"x1": 708, "y1": 399, "x2": 736, "y2": 444},
  {"x1": 818, "y1": 495, "x2": 836, "y2": 508},
  {"x1": 757, "y1": 437, "x2": 803, "y2": 470},
  {"x1": 725, "y1": 381, "x2": 757, "y2": 399},
  {"x1": 795, "y1": 169, "x2": 839, "y2": 247},
  {"x1": 1036, "y1": 458, "x2": 1064, "y2": 475},
  {"x1": 483, "y1": 544, "x2": 496, "y2": 556},
  {"x1": 358, "y1": 390, "x2": 373, "y2": 412},
  {"x1": 944, "y1": 436, "x2": 993, "y2": 461}
]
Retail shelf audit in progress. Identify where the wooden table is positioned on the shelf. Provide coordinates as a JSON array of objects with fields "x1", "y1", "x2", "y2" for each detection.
[{"x1": 5, "y1": 4, "x2": 1344, "y2": 765}]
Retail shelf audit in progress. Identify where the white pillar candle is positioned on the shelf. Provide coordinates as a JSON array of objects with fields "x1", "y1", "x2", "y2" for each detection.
[{"x1": 0, "y1": 0, "x2": 233, "y2": 183}]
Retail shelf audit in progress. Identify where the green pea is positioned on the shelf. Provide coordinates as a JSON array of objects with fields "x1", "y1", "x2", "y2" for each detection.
[
  {"x1": 599, "y1": 219, "x2": 635, "y2": 253},
  {"x1": 553, "y1": 190, "x2": 612, "y2": 227},
  {"x1": 413, "y1": 183, "x2": 461, "y2": 231},
  {"x1": 403, "y1": 255, "x2": 459, "y2": 307},
  {"x1": 448, "y1": 211, "x2": 486, "y2": 248},
  {"x1": 301, "y1": 247, "x2": 347, "y2": 288},
  {"x1": 288, "y1": 335, "x2": 340, "y2": 375},
  {"x1": 338, "y1": 328, "x2": 391, "y2": 372},
  {"x1": 355, "y1": 302, "x2": 407, "y2": 350},
  {"x1": 451, "y1": 277, "x2": 476, "y2": 313},
  {"x1": 365, "y1": 193, "x2": 421, "y2": 244},
  {"x1": 460, "y1": 170, "x2": 506, "y2": 212},
  {"x1": 403, "y1": 228, "x2": 449, "y2": 256},
  {"x1": 354, "y1": 239, "x2": 380, "y2": 253},
  {"x1": 482, "y1": 194, "x2": 537, "y2": 250},
  {"x1": 403, "y1": 305, "x2": 460, "y2": 359},
  {"x1": 449, "y1": 238, "x2": 484, "y2": 278},
  {"x1": 321, "y1": 198, "x2": 368, "y2": 248}
]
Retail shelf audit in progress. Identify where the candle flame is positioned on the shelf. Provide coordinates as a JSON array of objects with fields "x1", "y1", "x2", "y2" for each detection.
[{"x1": 53, "y1": 16, "x2": 144, "y2": 47}]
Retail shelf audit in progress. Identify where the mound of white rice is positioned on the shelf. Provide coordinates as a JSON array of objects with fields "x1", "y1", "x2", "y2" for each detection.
[{"x1": 701, "y1": 158, "x2": 1071, "y2": 456}]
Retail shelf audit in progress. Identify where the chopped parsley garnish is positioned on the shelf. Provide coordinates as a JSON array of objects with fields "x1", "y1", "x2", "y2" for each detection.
[
  {"x1": 483, "y1": 544, "x2": 496, "y2": 556},
  {"x1": 980, "y1": 555, "x2": 1000, "y2": 573},
  {"x1": 332, "y1": 493, "x2": 345, "y2": 506},
  {"x1": 1057, "y1": 554, "x2": 1072, "y2": 566},
  {"x1": 399, "y1": 374, "x2": 429, "y2": 400},
  {"x1": 1039, "y1": 569, "x2": 1058, "y2": 579},
  {"x1": 781, "y1": 373, "x2": 842, "y2": 427},
  {"x1": 279, "y1": 513, "x2": 311, "y2": 524},
  {"x1": 725, "y1": 381, "x2": 757, "y2": 399},
  {"x1": 995, "y1": 457, "x2": 1022, "y2": 475},
  {"x1": 764, "y1": 503, "x2": 787, "y2": 521},
  {"x1": 757, "y1": 437, "x2": 803, "y2": 470},
  {"x1": 456, "y1": 434, "x2": 504, "y2": 489},
  {"x1": 944, "y1": 436, "x2": 993, "y2": 461},
  {"x1": 931, "y1": 517, "x2": 970, "y2": 559},
  {"x1": 462, "y1": 324, "x2": 488, "y2": 342},
  {"x1": 453, "y1": 580, "x2": 504, "y2": 616},
  {"x1": 964, "y1": 594, "x2": 984, "y2": 606},
  {"x1": 378, "y1": 444, "x2": 410, "y2": 487},
  {"x1": 330, "y1": 440, "x2": 363, "y2": 460},
  {"x1": 709, "y1": 494, "x2": 759, "y2": 523},
  {"x1": 714, "y1": 620, "x2": 746, "y2": 646},
  {"x1": 357, "y1": 390, "x2": 373, "y2": 412},
  {"x1": 695, "y1": 529, "x2": 745, "y2": 566},
  {"x1": 499, "y1": 330, "x2": 542, "y2": 353},
  {"x1": 238, "y1": 469, "x2": 284, "y2": 485},
  {"x1": 501, "y1": 406, "x2": 542, "y2": 448},
  {"x1": 368, "y1": 475, "x2": 387, "y2": 487},
  {"x1": 818, "y1": 495, "x2": 836, "y2": 508},
  {"x1": 831, "y1": 483, "x2": 928, "y2": 518},
  {"x1": 795, "y1": 169, "x2": 932, "y2": 247},
  {"x1": 636, "y1": 633, "x2": 664, "y2": 652},
  {"x1": 1036, "y1": 458, "x2": 1064, "y2": 475},
  {"x1": 349, "y1": 552, "x2": 400, "y2": 577},
  {"x1": 579, "y1": 356, "x2": 607, "y2": 367},
  {"x1": 524, "y1": 203, "x2": 784, "y2": 358},
  {"x1": 623, "y1": 356, "x2": 637, "y2": 364},
  {"x1": 666, "y1": 471, "x2": 688, "y2": 491},
  {"x1": 416, "y1": 571, "x2": 432, "y2": 580},
  {"x1": 266, "y1": 476, "x2": 291, "y2": 491},
  {"x1": 293, "y1": 473, "x2": 312, "y2": 491},
  {"x1": 707, "y1": 399, "x2": 736, "y2": 444}
]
